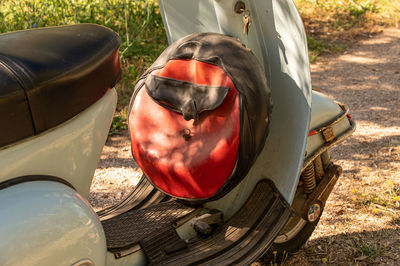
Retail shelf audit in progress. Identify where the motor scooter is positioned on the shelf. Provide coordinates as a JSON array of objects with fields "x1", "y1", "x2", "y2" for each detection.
[{"x1": 0, "y1": 1, "x2": 355, "y2": 265}]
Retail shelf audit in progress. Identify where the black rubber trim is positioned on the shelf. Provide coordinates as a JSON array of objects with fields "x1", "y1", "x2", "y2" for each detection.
[
  {"x1": 145, "y1": 74, "x2": 230, "y2": 121},
  {"x1": 0, "y1": 175, "x2": 75, "y2": 191}
]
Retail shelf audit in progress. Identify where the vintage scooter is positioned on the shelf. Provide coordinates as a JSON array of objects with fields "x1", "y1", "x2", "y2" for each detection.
[{"x1": 0, "y1": 0, "x2": 355, "y2": 265}]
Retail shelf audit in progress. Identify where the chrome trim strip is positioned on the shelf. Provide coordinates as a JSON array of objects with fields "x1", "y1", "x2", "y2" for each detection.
[{"x1": 71, "y1": 259, "x2": 95, "y2": 266}]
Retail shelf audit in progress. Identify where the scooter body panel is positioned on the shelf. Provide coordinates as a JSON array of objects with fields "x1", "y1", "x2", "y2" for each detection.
[
  {"x1": 0, "y1": 89, "x2": 117, "y2": 198},
  {"x1": 0, "y1": 181, "x2": 106, "y2": 266},
  {"x1": 158, "y1": 0, "x2": 311, "y2": 212},
  {"x1": 306, "y1": 91, "x2": 355, "y2": 163},
  {"x1": 310, "y1": 91, "x2": 342, "y2": 130}
]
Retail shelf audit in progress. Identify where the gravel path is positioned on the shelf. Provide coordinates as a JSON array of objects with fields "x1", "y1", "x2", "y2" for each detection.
[
  {"x1": 90, "y1": 28, "x2": 400, "y2": 264},
  {"x1": 286, "y1": 28, "x2": 400, "y2": 265},
  {"x1": 89, "y1": 133, "x2": 141, "y2": 211}
]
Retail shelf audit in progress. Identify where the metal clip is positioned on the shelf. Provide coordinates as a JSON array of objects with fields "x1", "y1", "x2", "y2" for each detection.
[{"x1": 322, "y1": 127, "x2": 335, "y2": 142}]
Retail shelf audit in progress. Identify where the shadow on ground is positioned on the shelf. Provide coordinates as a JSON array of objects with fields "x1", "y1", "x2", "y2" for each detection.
[{"x1": 281, "y1": 227, "x2": 400, "y2": 265}]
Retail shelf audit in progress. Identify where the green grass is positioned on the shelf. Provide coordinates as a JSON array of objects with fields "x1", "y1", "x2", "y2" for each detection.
[
  {"x1": 109, "y1": 114, "x2": 128, "y2": 136},
  {"x1": 1, "y1": 0, "x2": 398, "y2": 133},
  {"x1": 351, "y1": 237, "x2": 382, "y2": 260}
]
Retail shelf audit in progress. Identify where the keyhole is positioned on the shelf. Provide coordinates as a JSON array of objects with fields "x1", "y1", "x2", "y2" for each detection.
[{"x1": 234, "y1": 1, "x2": 246, "y2": 14}]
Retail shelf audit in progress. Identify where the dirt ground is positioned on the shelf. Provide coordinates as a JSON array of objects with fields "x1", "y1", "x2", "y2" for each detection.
[{"x1": 89, "y1": 28, "x2": 400, "y2": 265}]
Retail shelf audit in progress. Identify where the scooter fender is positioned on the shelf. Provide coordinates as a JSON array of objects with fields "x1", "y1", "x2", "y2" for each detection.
[{"x1": 0, "y1": 181, "x2": 106, "y2": 266}]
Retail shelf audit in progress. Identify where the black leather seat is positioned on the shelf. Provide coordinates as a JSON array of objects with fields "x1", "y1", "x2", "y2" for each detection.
[{"x1": 0, "y1": 24, "x2": 121, "y2": 148}]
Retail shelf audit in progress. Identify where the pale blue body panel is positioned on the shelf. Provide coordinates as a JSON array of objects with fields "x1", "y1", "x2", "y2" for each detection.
[
  {"x1": 0, "y1": 89, "x2": 117, "y2": 199},
  {"x1": 0, "y1": 181, "x2": 106, "y2": 266}
]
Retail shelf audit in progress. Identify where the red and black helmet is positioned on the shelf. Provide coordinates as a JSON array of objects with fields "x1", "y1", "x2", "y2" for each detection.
[{"x1": 128, "y1": 33, "x2": 272, "y2": 201}]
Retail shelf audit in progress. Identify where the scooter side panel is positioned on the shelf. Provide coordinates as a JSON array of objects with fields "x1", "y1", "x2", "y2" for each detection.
[
  {"x1": 158, "y1": 0, "x2": 220, "y2": 44},
  {"x1": 0, "y1": 181, "x2": 106, "y2": 266},
  {"x1": 158, "y1": 0, "x2": 311, "y2": 214},
  {"x1": 306, "y1": 91, "x2": 354, "y2": 158},
  {"x1": 309, "y1": 91, "x2": 343, "y2": 131},
  {"x1": 0, "y1": 89, "x2": 117, "y2": 198}
]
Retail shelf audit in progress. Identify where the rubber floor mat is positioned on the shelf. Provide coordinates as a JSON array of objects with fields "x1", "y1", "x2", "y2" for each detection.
[
  {"x1": 141, "y1": 179, "x2": 291, "y2": 265},
  {"x1": 102, "y1": 200, "x2": 195, "y2": 252}
]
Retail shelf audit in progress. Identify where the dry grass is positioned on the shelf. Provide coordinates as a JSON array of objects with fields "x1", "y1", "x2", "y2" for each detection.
[{"x1": 295, "y1": 0, "x2": 400, "y2": 61}]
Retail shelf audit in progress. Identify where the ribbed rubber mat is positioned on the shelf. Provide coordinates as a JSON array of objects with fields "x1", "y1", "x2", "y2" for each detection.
[
  {"x1": 98, "y1": 176, "x2": 169, "y2": 221},
  {"x1": 141, "y1": 226, "x2": 188, "y2": 260},
  {"x1": 141, "y1": 180, "x2": 291, "y2": 265},
  {"x1": 102, "y1": 200, "x2": 195, "y2": 252}
]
